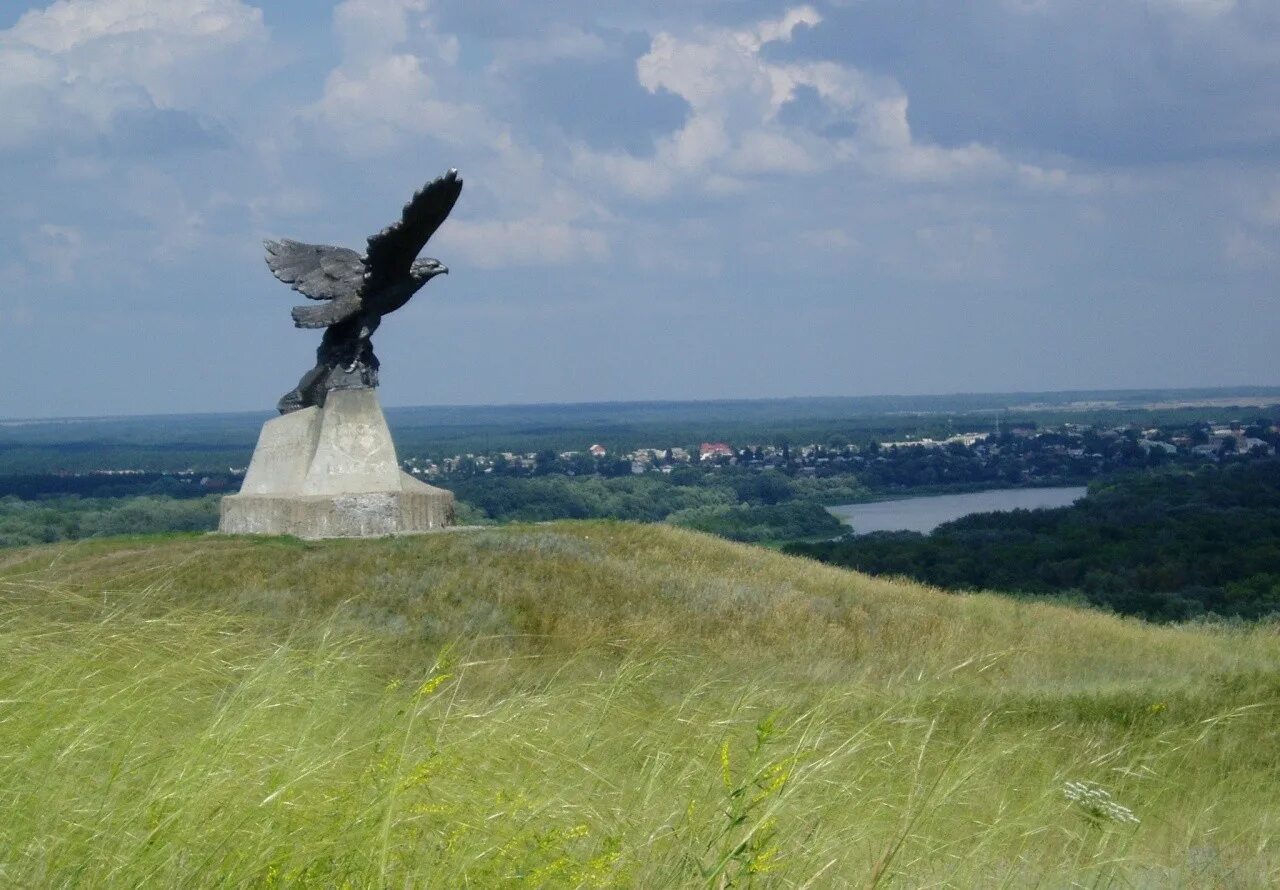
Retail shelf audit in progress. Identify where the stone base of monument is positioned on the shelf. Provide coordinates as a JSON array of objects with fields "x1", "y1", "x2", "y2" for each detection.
[{"x1": 219, "y1": 388, "x2": 453, "y2": 538}]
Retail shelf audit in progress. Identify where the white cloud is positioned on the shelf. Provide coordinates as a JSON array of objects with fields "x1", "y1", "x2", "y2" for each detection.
[
  {"x1": 827, "y1": 92, "x2": 1004, "y2": 180},
  {"x1": 446, "y1": 218, "x2": 609, "y2": 267},
  {"x1": 1223, "y1": 227, "x2": 1277, "y2": 269},
  {"x1": 912, "y1": 222, "x2": 1004, "y2": 280},
  {"x1": 486, "y1": 25, "x2": 610, "y2": 74},
  {"x1": 798, "y1": 226, "x2": 860, "y2": 253},
  {"x1": 313, "y1": 53, "x2": 496, "y2": 154},
  {"x1": 9, "y1": 0, "x2": 262, "y2": 53},
  {"x1": 243, "y1": 188, "x2": 325, "y2": 227},
  {"x1": 306, "y1": 0, "x2": 610, "y2": 268},
  {"x1": 730, "y1": 130, "x2": 821, "y2": 174},
  {"x1": 310, "y1": 0, "x2": 496, "y2": 154},
  {"x1": 570, "y1": 148, "x2": 677, "y2": 199},
  {"x1": 1154, "y1": 0, "x2": 1236, "y2": 16},
  {"x1": 0, "y1": 2, "x2": 280, "y2": 298},
  {"x1": 333, "y1": 0, "x2": 427, "y2": 60},
  {"x1": 751, "y1": 5, "x2": 822, "y2": 47},
  {"x1": 0, "y1": 0, "x2": 267, "y2": 149},
  {"x1": 20, "y1": 223, "x2": 85, "y2": 285},
  {"x1": 573, "y1": 6, "x2": 1020, "y2": 199}
]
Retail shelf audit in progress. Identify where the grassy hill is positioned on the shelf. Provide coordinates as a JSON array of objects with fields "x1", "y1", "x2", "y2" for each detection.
[{"x1": 2, "y1": 523, "x2": 1277, "y2": 887}]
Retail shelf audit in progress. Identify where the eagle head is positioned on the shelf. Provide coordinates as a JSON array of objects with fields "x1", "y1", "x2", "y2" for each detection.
[{"x1": 410, "y1": 257, "x2": 448, "y2": 283}]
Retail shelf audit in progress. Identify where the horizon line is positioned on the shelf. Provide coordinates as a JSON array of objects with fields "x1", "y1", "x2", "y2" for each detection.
[{"x1": 3, "y1": 383, "x2": 1280, "y2": 426}]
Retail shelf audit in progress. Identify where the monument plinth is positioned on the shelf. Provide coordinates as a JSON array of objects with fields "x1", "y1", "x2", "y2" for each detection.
[
  {"x1": 219, "y1": 167, "x2": 464, "y2": 538},
  {"x1": 220, "y1": 389, "x2": 454, "y2": 538}
]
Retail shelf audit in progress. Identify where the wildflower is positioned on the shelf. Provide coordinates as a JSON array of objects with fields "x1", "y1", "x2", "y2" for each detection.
[
  {"x1": 414, "y1": 672, "x2": 452, "y2": 698},
  {"x1": 720, "y1": 739, "x2": 733, "y2": 792},
  {"x1": 1063, "y1": 780, "x2": 1140, "y2": 825},
  {"x1": 747, "y1": 846, "x2": 780, "y2": 875}
]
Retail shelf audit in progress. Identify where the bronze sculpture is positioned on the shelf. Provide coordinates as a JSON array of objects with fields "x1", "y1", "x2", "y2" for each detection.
[{"x1": 264, "y1": 169, "x2": 462, "y2": 413}]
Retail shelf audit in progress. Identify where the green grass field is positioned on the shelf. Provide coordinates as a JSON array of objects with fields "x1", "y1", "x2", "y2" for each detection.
[{"x1": 2, "y1": 523, "x2": 1277, "y2": 887}]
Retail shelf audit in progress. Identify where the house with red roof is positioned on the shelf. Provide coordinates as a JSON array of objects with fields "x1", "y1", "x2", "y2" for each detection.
[{"x1": 699, "y1": 442, "x2": 733, "y2": 461}]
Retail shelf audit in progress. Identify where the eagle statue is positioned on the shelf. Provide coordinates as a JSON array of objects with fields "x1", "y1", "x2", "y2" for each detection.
[{"x1": 264, "y1": 168, "x2": 462, "y2": 414}]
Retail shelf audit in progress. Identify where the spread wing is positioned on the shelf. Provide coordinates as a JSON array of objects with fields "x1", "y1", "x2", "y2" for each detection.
[
  {"x1": 290, "y1": 298, "x2": 362, "y2": 329},
  {"x1": 264, "y1": 239, "x2": 364, "y2": 301},
  {"x1": 363, "y1": 169, "x2": 462, "y2": 294}
]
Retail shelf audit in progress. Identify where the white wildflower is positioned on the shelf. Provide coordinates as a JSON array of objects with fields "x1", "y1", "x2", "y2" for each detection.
[{"x1": 1063, "y1": 780, "x2": 1140, "y2": 825}]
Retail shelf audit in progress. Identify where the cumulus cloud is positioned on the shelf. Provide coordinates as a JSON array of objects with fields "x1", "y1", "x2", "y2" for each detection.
[
  {"x1": 828, "y1": 0, "x2": 1280, "y2": 165},
  {"x1": 573, "y1": 5, "x2": 1029, "y2": 199},
  {"x1": 0, "y1": 0, "x2": 267, "y2": 151},
  {"x1": 312, "y1": 53, "x2": 495, "y2": 154},
  {"x1": 485, "y1": 24, "x2": 610, "y2": 74},
  {"x1": 306, "y1": 0, "x2": 610, "y2": 267},
  {"x1": 9, "y1": 0, "x2": 263, "y2": 62},
  {"x1": 308, "y1": 0, "x2": 488, "y2": 154},
  {"x1": 446, "y1": 218, "x2": 609, "y2": 267},
  {"x1": 333, "y1": 0, "x2": 431, "y2": 61}
]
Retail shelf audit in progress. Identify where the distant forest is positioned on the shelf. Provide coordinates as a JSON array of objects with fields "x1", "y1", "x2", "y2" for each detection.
[
  {"x1": 0, "y1": 496, "x2": 219, "y2": 548},
  {"x1": 786, "y1": 461, "x2": 1280, "y2": 622}
]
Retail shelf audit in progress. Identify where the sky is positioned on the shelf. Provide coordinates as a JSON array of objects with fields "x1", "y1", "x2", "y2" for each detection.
[{"x1": 1, "y1": 0, "x2": 1277, "y2": 418}]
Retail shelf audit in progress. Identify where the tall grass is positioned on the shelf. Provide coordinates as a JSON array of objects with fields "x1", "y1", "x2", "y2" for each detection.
[{"x1": 1, "y1": 523, "x2": 1277, "y2": 886}]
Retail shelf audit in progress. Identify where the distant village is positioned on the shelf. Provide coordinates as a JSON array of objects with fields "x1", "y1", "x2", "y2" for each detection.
[
  {"x1": 403, "y1": 419, "x2": 1278, "y2": 482},
  {"x1": 12, "y1": 415, "x2": 1277, "y2": 503}
]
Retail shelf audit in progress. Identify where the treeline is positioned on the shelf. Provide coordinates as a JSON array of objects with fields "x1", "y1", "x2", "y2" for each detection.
[
  {"x1": 0, "y1": 496, "x2": 220, "y2": 547},
  {"x1": 0, "y1": 443, "x2": 252, "y2": 476},
  {"x1": 0, "y1": 473, "x2": 236, "y2": 500},
  {"x1": 439, "y1": 470, "x2": 865, "y2": 541},
  {"x1": 444, "y1": 475, "x2": 733, "y2": 523},
  {"x1": 0, "y1": 467, "x2": 863, "y2": 548},
  {"x1": 666, "y1": 503, "x2": 845, "y2": 543},
  {"x1": 785, "y1": 461, "x2": 1280, "y2": 622}
]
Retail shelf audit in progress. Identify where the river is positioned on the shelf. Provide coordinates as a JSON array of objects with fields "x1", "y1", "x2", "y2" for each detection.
[{"x1": 827, "y1": 486, "x2": 1088, "y2": 535}]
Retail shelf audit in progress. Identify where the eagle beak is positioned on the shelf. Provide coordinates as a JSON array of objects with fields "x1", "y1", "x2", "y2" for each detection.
[{"x1": 438, "y1": 264, "x2": 449, "y2": 275}]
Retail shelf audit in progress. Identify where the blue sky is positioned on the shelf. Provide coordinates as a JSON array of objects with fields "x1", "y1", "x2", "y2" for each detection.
[{"x1": 1, "y1": 0, "x2": 1277, "y2": 418}]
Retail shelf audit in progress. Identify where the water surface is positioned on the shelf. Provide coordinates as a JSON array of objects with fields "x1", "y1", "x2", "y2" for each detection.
[{"x1": 828, "y1": 486, "x2": 1087, "y2": 535}]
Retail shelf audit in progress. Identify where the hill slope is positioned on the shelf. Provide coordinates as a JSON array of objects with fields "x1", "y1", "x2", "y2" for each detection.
[{"x1": 2, "y1": 523, "x2": 1278, "y2": 886}]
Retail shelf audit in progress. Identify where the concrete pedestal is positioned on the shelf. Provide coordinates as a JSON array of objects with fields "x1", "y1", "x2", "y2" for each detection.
[{"x1": 219, "y1": 389, "x2": 454, "y2": 538}]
